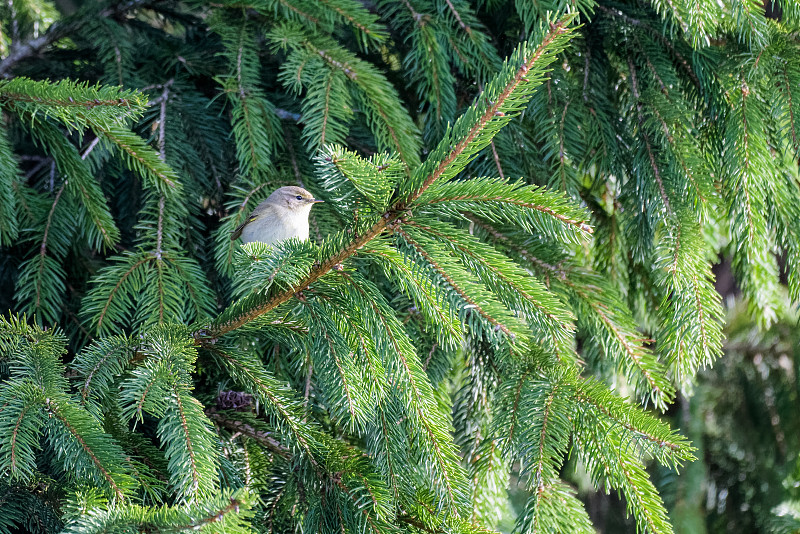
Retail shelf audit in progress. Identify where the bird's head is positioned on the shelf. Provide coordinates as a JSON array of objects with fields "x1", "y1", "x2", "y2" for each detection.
[{"x1": 267, "y1": 186, "x2": 324, "y2": 212}]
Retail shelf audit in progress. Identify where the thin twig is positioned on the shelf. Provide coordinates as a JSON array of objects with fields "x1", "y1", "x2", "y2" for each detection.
[
  {"x1": 81, "y1": 137, "x2": 101, "y2": 160},
  {"x1": 206, "y1": 409, "x2": 291, "y2": 459},
  {"x1": 0, "y1": 0, "x2": 155, "y2": 77}
]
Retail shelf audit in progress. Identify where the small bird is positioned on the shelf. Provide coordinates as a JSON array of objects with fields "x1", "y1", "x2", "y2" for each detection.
[{"x1": 231, "y1": 186, "x2": 323, "y2": 245}]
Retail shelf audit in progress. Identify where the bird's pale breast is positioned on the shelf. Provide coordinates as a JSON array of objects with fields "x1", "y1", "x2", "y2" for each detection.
[{"x1": 240, "y1": 208, "x2": 310, "y2": 245}]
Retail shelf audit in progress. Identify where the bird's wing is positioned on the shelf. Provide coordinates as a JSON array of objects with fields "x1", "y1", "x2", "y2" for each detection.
[{"x1": 230, "y1": 215, "x2": 256, "y2": 241}]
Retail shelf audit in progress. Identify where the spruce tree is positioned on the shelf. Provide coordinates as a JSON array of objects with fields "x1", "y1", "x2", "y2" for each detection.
[{"x1": 0, "y1": 0, "x2": 798, "y2": 533}]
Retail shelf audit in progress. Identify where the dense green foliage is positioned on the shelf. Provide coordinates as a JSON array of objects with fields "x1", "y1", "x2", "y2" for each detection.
[{"x1": 0, "y1": 0, "x2": 799, "y2": 532}]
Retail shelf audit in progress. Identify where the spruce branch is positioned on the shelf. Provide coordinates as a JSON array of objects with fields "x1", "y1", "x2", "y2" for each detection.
[
  {"x1": 516, "y1": 480, "x2": 595, "y2": 534},
  {"x1": 441, "y1": 0, "x2": 501, "y2": 79},
  {"x1": 403, "y1": 218, "x2": 572, "y2": 342},
  {"x1": 779, "y1": 62, "x2": 799, "y2": 154},
  {"x1": 628, "y1": 57, "x2": 672, "y2": 215},
  {"x1": 363, "y1": 241, "x2": 461, "y2": 345},
  {"x1": 489, "y1": 141, "x2": 504, "y2": 178},
  {"x1": 215, "y1": 13, "x2": 282, "y2": 180},
  {"x1": 413, "y1": 176, "x2": 593, "y2": 240},
  {"x1": 90, "y1": 122, "x2": 180, "y2": 194},
  {"x1": 649, "y1": 103, "x2": 712, "y2": 208},
  {"x1": 177, "y1": 496, "x2": 245, "y2": 531},
  {"x1": 207, "y1": 409, "x2": 290, "y2": 459},
  {"x1": 335, "y1": 272, "x2": 470, "y2": 513},
  {"x1": 517, "y1": 373, "x2": 572, "y2": 533},
  {"x1": 403, "y1": 15, "x2": 576, "y2": 201},
  {"x1": 88, "y1": 253, "x2": 150, "y2": 333},
  {"x1": 653, "y1": 215, "x2": 723, "y2": 389},
  {"x1": 0, "y1": 0, "x2": 155, "y2": 76},
  {"x1": 206, "y1": 345, "x2": 322, "y2": 461},
  {"x1": 594, "y1": 4, "x2": 700, "y2": 87},
  {"x1": 394, "y1": 225, "x2": 518, "y2": 341},
  {"x1": 0, "y1": 125, "x2": 21, "y2": 245},
  {"x1": 380, "y1": 0, "x2": 457, "y2": 140},
  {"x1": 35, "y1": 182, "x2": 65, "y2": 306},
  {"x1": 0, "y1": 383, "x2": 44, "y2": 481},
  {"x1": 200, "y1": 15, "x2": 577, "y2": 341},
  {"x1": 45, "y1": 399, "x2": 128, "y2": 501},
  {"x1": 301, "y1": 298, "x2": 367, "y2": 428},
  {"x1": 275, "y1": 0, "x2": 320, "y2": 24},
  {"x1": 20, "y1": 117, "x2": 120, "y2": 251},
  {"x1": 269, "y1": 22, "x2": 421, "y2": 168},
  {"x1": 60, "y1": 490, "x2": 254, "y2": 533},
  {"x1": 569, "y1": 279, "x2": 674, "y2": 408},
  {"x1": 722, "y1": 73, "x2": 781, "y2": 326},
  {"x1": 0, "y1": 78, "x2": 146, "y2": 129},
  {"x1": 572, "y1": 381, "x2": 689, "y2": 458},
  {"x1": 72, "y1": 335, "x2": 135, "y2": 406}
]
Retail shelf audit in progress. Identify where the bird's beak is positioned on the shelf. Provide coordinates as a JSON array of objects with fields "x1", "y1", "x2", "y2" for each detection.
[{"x1": 310, "y1": 198, "x2": 325, "y2": 203}]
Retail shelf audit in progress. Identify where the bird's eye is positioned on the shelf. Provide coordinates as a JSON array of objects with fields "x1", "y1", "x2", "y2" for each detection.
[{"x1": 296, "y1": 195, "x2": 303, "y2": 200}]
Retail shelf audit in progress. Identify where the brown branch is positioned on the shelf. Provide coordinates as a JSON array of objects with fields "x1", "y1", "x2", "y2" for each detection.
[
  {"x1": 35, "y1": 183, "x2": 65, "y2": 310},
  {"x1": 173, "y1": 387, "x2": 201, "y2": 497},
  {"x1": 9, "y1": 404, "x2": 31, "y2": 474},
  {"x1": 531, "y1": 381, "x2": 561, "y2": 533},
  {"x1": 399, "y1": 0, "x2": 423, "y2": 24},
  {"x1": 490, "y1": 140, "x2": 505, "y2": 179},
  {"x1": 444, "y1": 0, "x2": 470, "y2": 34},
  {"x1": 0, "y1": 93, "x2": 137, "y2": 109},
  {"x1": 405, "y1": 219, "x2": 570, "y2": 327},
  {"x1": 583, "y1": 48, "x2": 591, "y2": 103},
  {"x1": 0, "y1": 0, "x2": 155, "y2": 77},
  {"x1": 197, "y1": 18, "x2": 573, "y2": 342},
  {"x1": 96, "y1": 255, "x2": 151, "y2": 331},
  {"x1": 81, "y1": 343, "x2": 132, "y2": 402},
  {"x1": 316, "y1": 48, "x2": 357, "y2": 81},
  {"x1": 134, "y1": 371, "x2": 158, "y2": 420},
  {"x1": 420, "y1": 194, "x2": 592, "y2": 233},
  {"x1": 628, "y1": 57, "x2": 672, "y2": 214},
  {"x1": 204, "y1": 217, "x2": 388, "y2": 340},
  {"x1": 177, "y1": 497, "x2": 243, "y2": 530},
  {"x1": 206, "y1": 409, "x2": 290, "y2": 458},
  {"x1": 333, "y1": 476, "x2": 383, "y2": 534},
  {"x1": 395, "y1": 226, "x2": 514, "y2": 338},
  {"x1": 232, "y1": 23, "x2": 263, "y2": 174},
  {"x1": 46, "y1": 400, "x2": 125, "y2": 500},
  {"x1": 407, "y1": 19, "x2": 572, "y2": 202}
]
